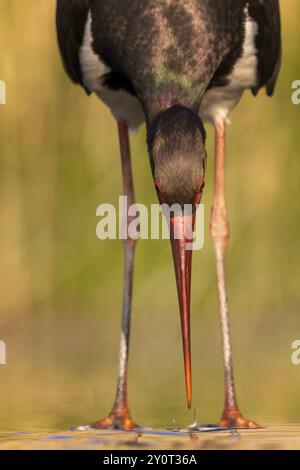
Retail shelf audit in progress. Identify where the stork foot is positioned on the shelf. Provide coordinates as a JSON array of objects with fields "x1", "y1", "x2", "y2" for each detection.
[
  {"x1": 220, "y1": 408, "x2": 261, "y2": 429},
  {"x1": 91, "y1": 407, "x2": 138, "y2": 431},
  {"x1": 72, "y1": 407, "x2": 138, "y2": 432}
]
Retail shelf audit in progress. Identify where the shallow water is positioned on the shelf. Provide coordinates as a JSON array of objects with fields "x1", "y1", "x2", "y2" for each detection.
[
  {"x1": 1, "y1": 425, "x2": 300, "y2": 450},
  {"x1": 1, "y1": 315, "x2": 300, "y2": 443}
]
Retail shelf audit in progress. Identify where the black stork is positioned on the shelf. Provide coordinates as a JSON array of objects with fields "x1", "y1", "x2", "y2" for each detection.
[{"x1": 56, "y1": 0, "x2": 281, "y2": 430}]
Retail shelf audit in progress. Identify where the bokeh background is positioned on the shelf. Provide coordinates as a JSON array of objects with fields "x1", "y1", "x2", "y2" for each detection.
[{"x1": 0, "y1": 0, "x2": 299, "y2": 432}]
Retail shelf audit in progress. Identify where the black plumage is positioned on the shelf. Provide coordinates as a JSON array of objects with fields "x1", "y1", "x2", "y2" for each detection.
[
  {"x1": 249, "y1": 0, "x2": 281, "y2": 95},
  {"x1": 56, "y1": 0, "x2": 281, "y2": 108},
  {"x1": 56, "y1": 0, "x2": 90, "y2": 90}
]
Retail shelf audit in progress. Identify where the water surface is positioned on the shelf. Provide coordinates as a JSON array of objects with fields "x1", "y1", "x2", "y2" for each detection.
[{"x1": 1, "y1": 425, "x2": 300, "y2": 450}]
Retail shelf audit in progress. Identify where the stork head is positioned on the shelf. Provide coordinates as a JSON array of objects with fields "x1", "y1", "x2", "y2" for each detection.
[{"x1": 147, "y1": 104, "x2": 206, "y2": 408}]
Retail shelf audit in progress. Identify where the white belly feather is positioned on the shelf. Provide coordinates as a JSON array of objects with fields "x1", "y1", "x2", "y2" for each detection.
[
  {"x1": 80, "y1": 12, "x2": 144, "y2": 130},
  {"x1": 200, "y1": 5, "x2": 258, "y2": 128},
  {"x1": 80, "y1": 6, "x2": 258, "y2": 131}
]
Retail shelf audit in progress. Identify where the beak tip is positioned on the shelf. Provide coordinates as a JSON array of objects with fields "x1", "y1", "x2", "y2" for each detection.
[{"x1": 186, "y1": 383, "x2": 192, "y2": 409}]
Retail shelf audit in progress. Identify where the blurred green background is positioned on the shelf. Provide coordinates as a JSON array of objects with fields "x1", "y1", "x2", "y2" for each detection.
[{"x1": 0, "y1": 0, "x2": 300, "y2": 432}]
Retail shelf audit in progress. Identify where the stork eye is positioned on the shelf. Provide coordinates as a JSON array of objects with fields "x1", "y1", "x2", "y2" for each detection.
[
  {"x1": 154, "y1": 177, "x2": 162, "y2": 193},
  {"x1": 199, "y1": 176, "x2": 205, "y2": 191},
  {"x1": 194, "y1": 176, "x2": 205, "y2": 204}
]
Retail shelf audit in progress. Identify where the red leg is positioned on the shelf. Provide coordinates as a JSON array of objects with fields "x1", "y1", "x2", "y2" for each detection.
[
  {"x1": 210, "y1": 122, "x2": 260, "y2": 429},
  {"x1": 92, "y1": 121, "x2": 138, "y2": 430}
]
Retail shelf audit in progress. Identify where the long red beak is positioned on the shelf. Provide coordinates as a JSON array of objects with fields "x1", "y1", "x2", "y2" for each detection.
[{"x1": 169, "y1": 212, "x2": 195, "y2": 409}]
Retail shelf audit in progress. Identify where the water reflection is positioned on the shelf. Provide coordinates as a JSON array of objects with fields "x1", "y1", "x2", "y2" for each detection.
[{"x1": 1, "y1": 425, "x2": 300, "y2": 450}]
